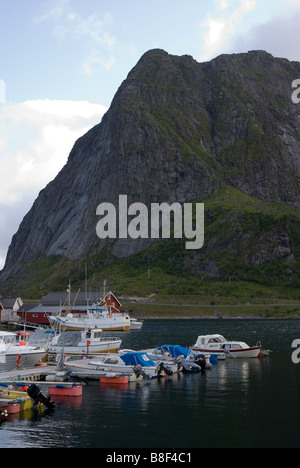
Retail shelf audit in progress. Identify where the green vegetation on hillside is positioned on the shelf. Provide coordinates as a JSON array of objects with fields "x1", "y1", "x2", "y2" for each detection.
[{"x1": 6, "y1": 185, "x2": 300, "y2": 312}]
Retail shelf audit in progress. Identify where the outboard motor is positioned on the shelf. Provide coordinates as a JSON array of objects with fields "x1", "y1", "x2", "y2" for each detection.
[
  {"x1": 133, "y1": 364, "x2": 150, "y2": 379},
  {"x1": 180, "y1": 360, "x2": 201, "y2": 373},
  {"x1": 27, "y1": 384, "x2": 55, "y2": 410},
  {"x1": 174, "y1": 355, "x2": 184, "y2": 372},
  {"x1": 158, "y1": 362, "x2": 173, "y2": 376},
  {"x1": 194, "y1": 354, "x2": 207, "y2": 371}
]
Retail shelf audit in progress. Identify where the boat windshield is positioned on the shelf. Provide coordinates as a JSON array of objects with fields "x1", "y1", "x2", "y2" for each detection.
[
  {"x1": 0, "y1": 334, "x2": 16, "y2": 348},
  {"x1": 208, "y1": 335, "x2": 226, "y2": 344}
]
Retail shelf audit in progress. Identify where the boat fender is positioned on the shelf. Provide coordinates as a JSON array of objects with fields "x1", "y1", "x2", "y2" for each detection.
[
  {"x1": 15, "y1": 354, "x2": 22, "y2": 368},
  {"x1": 55, "y1": 353, "x2": 67, "y2": 363},
  {"x1": 0, "y1": 410, "x2": 8, "y2": 418}
]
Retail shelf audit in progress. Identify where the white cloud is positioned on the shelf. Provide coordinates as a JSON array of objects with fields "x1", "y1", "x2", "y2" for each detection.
[
  {"x1": 83, "y1": 54, "x2": 115, "y2": 76},
  {"x1": 229, "y1": 10, "x2": 300, "y2": 61},
  {"x1": 0, "y1": 99, "x2": 107, "y2": 269},
  {"x1": 33, "y1": 0, "x2": 71, "y2": 24},
  {"x1": 34, "y1": 1, "x2": 116, "y2": 74},
  {"x1": 199, "y1": 0, "x2": 257, "y2": 61},
  {"x1": 216, "y1": 0, "x2": 230, "y2": 11}
]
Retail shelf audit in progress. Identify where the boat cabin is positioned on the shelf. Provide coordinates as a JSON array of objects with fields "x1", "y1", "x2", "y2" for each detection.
[
  {"x1": 193, "y1": 334, "x2": 249, "y2": 350},
  {"x1": 0, "y1": 331, "x2": 28, "y2": 353},
  {"x1": 79, "y1": 328, "x2": 102, "y2": 346},
  {"x1": 0, "y1": 331, "x2": 16, "y2": 346},
  {"x1": 15, "y1": 331, "x2": 30, "y2": 346},
  {"x1": 194, "y1": 334, "x2": 227, "y2": 348}
]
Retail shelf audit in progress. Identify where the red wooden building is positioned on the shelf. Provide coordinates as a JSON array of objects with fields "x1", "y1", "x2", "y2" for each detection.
[{"x1": 99, "y1": 291, "x2": 122, "y2": 315}]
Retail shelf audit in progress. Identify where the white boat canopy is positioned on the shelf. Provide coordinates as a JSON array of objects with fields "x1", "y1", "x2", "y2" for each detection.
[{"x1": 194, "y1": 334, "x2": 227, "y2": 347}]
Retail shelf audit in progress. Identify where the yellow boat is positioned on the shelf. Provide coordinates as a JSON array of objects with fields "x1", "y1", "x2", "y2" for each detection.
[{"x1": 0, "y1": 388, "x2": 42, "y2": 412}]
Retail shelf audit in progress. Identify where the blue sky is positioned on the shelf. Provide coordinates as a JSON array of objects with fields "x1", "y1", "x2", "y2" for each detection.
[
  {"x1": 1, "y1": 0, "x2": 300, "y2": 269},
  {"x1": 2, "y1": 0, "x2": 299, "y2": 107}
]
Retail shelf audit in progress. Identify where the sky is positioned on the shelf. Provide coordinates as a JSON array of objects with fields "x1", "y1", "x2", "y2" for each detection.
[{"x1": 1, "y1": 0, "x2": 300, "y2": 270}]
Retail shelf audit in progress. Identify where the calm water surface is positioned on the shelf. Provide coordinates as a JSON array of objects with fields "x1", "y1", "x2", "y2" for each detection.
[{"x1": 1, "y1": 319, "x2": 300, "y2": 448}]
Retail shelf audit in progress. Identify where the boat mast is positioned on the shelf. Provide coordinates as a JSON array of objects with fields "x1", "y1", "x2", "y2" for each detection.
[{"x1": 102, "y1": 280, "x2": 107, "y2": 307}]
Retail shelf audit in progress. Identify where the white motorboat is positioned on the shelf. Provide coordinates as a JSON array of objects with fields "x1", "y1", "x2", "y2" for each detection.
[
  {"x1": 49, "y1": 305, "x2": 131, "y2": 331},
  {"x1": 0, "y1": 331, "x2": 47, "y2": 371},
  {"x1": 191, "y1": 334, "x2": 262, "y2": 358},
  {"x1": 64, "y1": 357, "x2": 141, "y2": 381},
  {"x1": 48, "y1": 328, "x2": 122, "y2": 356},
  {"x1": 130, "y1": 318, "x2": 143, "y2": 330},
  {"x1": 65, "y1": 351, "x2": 172, "y2": 380}
]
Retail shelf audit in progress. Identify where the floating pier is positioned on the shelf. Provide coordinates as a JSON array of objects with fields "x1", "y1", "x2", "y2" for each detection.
[
  {"x1": 0, "y1": 365, "x2": 83, "y2": 405},
  {"x1": 0, "y1": 365, "x2": 58, "y2": 382}
]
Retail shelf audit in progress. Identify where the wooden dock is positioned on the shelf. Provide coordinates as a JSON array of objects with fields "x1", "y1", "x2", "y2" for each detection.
[{"x1": 0, "y1": 365, "x2": 57, "y2": 383}]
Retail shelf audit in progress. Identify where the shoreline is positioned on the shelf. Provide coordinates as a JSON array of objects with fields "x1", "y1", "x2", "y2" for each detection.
[
  {"x1": 1, "y1": 315, "x2": 300, "y2": 332},
  {"x1": 132, "y1": 315, "x2": 300, "y2": 320},
  {"x1": 124, "y1": 299, "x2": 300, "y2": 320}
]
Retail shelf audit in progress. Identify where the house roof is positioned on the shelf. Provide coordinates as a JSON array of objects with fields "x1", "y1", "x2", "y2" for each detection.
[
  {"x1": 0, "y1": 298, "x2": 19, "y2": 309},
  {"x1": 41, "y1": 291, "x2": 100, "y2": 306},
  {"x1": 18, "y1": 303, "x2": 41, "y2": 312}
]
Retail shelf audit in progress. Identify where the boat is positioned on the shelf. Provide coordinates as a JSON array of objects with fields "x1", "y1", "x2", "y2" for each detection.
[
  {"x1": 191, "y1": 334, "x2": 262, "y2": 358},
  {"x1": 48, "y1": 328, "x2": 122, "y2": 356},
  {"x1": 48, "y1": 281, "x2": 131, "y2": 331},
  {"x1": 0, "y1": 383, "x2": 54, "y2": 412},
  {"x1": 133, "y1": 347, "x2": 182, "y2": 374},
  {"x1": 49, "y1": 306, "x2": 131, "y2": 332},
  {"x1": 120, "y1": 351, "x2": 173, "y2": 377},
  {"x1": 0, "y1": 386, "x2": 36, "y2": 412},
  {"x1": 63, "y1": 358, "x2": 132, "y2": 381},
  {"x1": 152, "y1": 345, "x2": 212, "y2": 372},
  {"x1": 0, "y1": 331, "x2": 47, "y2": 372},
  {"x1": 130, "y1": 318, "x2": 143, "y2": 330},
  {"x1": 65, "y1": 351, "x2": 172, "y2": 380}
]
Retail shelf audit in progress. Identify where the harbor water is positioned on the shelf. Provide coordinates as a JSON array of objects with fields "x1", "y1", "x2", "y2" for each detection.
[{"x1": 1, "y1": 319, "x2": 300, "y2": 448}]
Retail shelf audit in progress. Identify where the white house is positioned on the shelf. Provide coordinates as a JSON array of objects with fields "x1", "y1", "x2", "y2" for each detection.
[{"x1": 0, "y1": 296, "x2": 23, "y2": 323}]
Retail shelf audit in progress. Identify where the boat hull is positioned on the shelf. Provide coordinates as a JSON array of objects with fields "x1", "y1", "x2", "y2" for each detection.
[
  {"x1": 64, "y1": 360, "x2": 135, "y2": 380},
  {"x1": 191, "y1": 346, "x2": 261, "y2": 358},
  {"x1": 0, "y1": 350, "x2": 47, "y2": 372},
  {"x1": 130, "y1": 320, "x2": 143, "y2": 330},
  {"x1": 64, "y1": 324, "x2": 130, "y2": 331},
  {"x1": 65, "y1": 358, "x2": 159, "y2": 379},
  {"x1": 55, "y1": 317, "x2": 130, "y2": 332},
  {"x1": 49, "y1": 340, "x2": 122, "y2": 356}
]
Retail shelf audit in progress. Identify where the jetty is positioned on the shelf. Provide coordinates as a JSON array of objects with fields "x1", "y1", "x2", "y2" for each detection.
[{"x1": 0, "y1": 365, "x2": 58, "y2": 383}]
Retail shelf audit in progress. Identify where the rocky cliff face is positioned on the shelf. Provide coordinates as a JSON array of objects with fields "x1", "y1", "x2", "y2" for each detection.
[{"x1": 2, "y1": 49, "x2": 300, "y2": 289}]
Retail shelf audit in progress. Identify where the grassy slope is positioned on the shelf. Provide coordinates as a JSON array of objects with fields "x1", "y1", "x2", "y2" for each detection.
[{"x1": 7, "y1": 185, "x2": 300, "y2": 321}]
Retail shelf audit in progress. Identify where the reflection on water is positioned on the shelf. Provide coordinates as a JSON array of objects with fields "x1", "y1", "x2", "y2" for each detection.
[{"x1": 1, "y1": 319, "x2": 300, "y2": 448}]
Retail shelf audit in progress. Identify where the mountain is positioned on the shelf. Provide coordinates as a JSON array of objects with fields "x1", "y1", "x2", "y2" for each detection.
[{"x1": 2, "y1": 48, "x2": 300, "y2": 296}]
